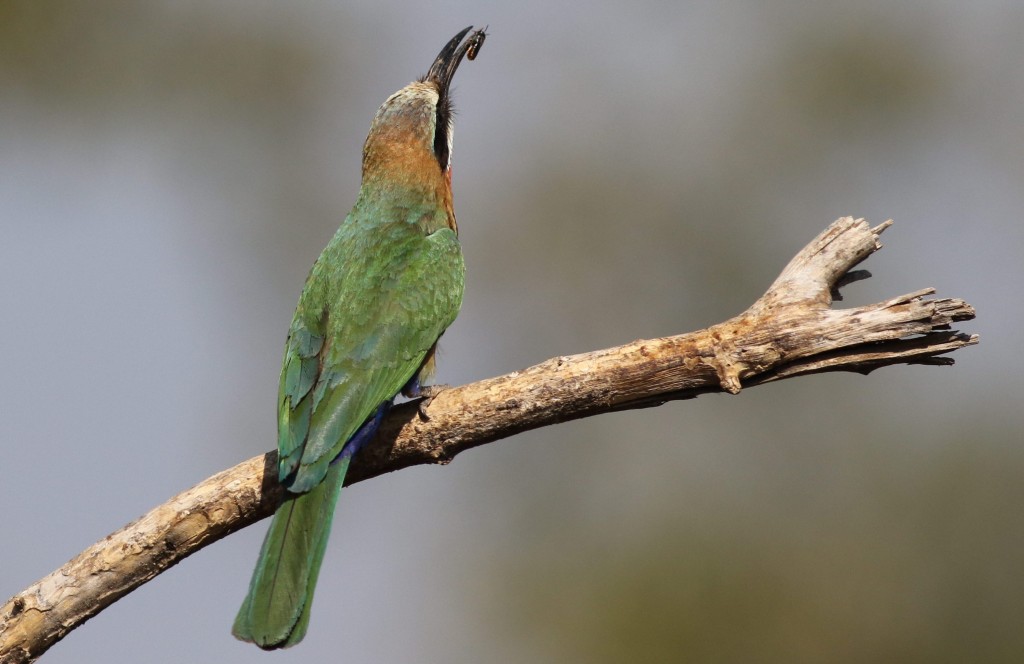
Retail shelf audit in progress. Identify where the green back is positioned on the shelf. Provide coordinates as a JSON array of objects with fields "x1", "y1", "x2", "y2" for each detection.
[{"x1": 277, "y1": 194, "x2": 464, "y2": 493}]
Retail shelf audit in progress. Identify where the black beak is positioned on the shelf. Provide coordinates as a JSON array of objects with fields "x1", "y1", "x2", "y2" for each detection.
[{"x1": 426, "y1": 26, "x2": 486, "y2": 99}]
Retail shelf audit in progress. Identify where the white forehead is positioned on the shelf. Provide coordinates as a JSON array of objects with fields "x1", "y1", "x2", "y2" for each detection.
[{"x1": 379, "y1": 81, "x2": 439, "y2": 113}]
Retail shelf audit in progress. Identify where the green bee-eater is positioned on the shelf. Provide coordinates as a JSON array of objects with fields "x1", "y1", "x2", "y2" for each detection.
[{"x1": 232, "y1": 26, "x2": 485, "y2": 650}]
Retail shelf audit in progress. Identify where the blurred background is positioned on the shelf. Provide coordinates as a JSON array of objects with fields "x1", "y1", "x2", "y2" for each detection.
[{"x1": 1, "y1": 1, "x2": 1020, "y2": 662}]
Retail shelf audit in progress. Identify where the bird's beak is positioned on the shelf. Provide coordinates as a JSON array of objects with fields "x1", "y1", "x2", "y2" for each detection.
[{"x1": 426, "y1": 26, "x2": 486, "y2": 98}]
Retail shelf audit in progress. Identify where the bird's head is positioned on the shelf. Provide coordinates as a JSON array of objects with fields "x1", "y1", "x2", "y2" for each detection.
[{"x1": 361, "y1": 26, "x2": 486, "y2": 205}]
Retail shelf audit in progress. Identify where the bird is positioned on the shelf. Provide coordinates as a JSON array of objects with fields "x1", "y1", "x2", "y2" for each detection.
[{"x1": 232, "y1": 26, "x2": 485, "y2": 650}]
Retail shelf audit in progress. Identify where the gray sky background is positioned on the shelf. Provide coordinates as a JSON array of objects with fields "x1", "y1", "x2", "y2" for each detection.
[{"x1": 2, "y1": 1, "x2": 1021, "y2": 662}]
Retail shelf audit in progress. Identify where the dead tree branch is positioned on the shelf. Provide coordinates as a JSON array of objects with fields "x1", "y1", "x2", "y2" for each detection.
[{"x1": 0, "y1": 217, "x2": 978, "y2": 663}]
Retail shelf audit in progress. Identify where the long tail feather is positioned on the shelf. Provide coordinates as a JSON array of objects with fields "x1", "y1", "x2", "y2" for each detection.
[{"x1": 232, "y1": 458, "x2": 349, "y2": 649}]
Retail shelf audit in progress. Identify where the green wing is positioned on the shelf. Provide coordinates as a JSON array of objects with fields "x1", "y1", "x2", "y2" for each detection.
[
  {"x1": 278, "y1": 221, "x2": 464, "y2": 493},
  {"x1": 277, "y1": 323, "x2": 323, "y2": 477}
]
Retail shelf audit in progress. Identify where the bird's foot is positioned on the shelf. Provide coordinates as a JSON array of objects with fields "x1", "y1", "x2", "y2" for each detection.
[{"x1": 414, "y1": 384, "x2": 450, "y2": 420}]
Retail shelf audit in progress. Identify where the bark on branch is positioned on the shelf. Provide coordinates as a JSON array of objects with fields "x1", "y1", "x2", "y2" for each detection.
[{"x1": 0, "y1": 217, "x2": 978, "y2": 663}]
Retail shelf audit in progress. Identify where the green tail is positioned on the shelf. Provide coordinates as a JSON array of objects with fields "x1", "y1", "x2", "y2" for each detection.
[{"x1": 232, "y1": 458, "x2": 349, "y2": 649}]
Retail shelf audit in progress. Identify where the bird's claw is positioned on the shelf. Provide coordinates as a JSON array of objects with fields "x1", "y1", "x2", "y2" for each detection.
[{"x1": 414, "y1": 384, "x2": 450, "y2": 420}]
